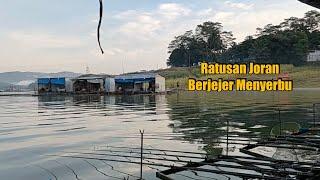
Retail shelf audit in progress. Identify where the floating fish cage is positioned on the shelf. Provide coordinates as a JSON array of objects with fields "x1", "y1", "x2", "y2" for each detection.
[
  {"x1": 47, "y1": 132, "x2": 320, "y2": 180},
  {"x1": 156, "y1": 154, "x2": 320, "y2": 179},
  {"x1": 155, "y1": 133, "x2": 320, "y2": 179},
  {"x1": 44, "y1": 105, "x2": 320, "y2": 179}
]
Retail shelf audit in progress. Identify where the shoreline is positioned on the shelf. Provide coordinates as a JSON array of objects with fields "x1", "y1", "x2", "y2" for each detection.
[{"x1": 1, "y1": 88, "x2": 320, "y2": 97}]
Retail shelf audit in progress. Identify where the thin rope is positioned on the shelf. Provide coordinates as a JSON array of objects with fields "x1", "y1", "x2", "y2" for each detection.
[
  {"x1": 97, "y1": 0, "x2": 104, "y2": 54},
  {"x1": 54, "y1": 160, "x2": 80, "y2": 180},
  {"x1": 83, "y1": 159, "x2": 124, "y2": 180},
  {"x1": 35, "y1": 165, "x2": 58, "y2": 180}
]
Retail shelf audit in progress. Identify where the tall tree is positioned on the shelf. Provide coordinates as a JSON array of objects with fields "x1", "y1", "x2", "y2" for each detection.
[
  {"x1": 195, "y1": 22, "x2": 234, "y2": 61},
  {"x1": 304, "y1": 10, "x2": 320, "y2": 32},
  {"x1": 167, "y1": 10, "x2": 319, "y2": 67},
  {"x1": 168, "y1": 31, "x2": 204, "y2": 67}
]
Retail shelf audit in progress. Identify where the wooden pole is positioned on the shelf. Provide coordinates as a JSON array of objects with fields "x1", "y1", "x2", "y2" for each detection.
[
  {"x1": 313, "y1": 103, "x2": 316, "y2": 128},
  {"x1": 278, "y1": 109, "x2": 282, "y2": 136},
  {"x1": 139, "y1": 129, "x2": 144, "y2": 180},
  {"x1": 226, "y1": 117, "x2": 229, "y2": 156}
]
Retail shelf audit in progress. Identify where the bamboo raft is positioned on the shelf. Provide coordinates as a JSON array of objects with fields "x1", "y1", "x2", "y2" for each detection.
[
  {"x1": 44, "y1": 104, "x2": 320, "y2": 179},
  {"x1": 46, "y1": 132, "x2": 320, "y2": 180}
]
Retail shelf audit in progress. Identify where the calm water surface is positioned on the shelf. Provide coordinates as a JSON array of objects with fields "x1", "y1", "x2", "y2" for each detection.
[{"x1": 0, "y1": 90, "x2": 320, "y2": 179}]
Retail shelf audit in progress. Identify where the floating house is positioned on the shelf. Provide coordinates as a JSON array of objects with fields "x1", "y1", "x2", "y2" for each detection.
[
  {"x1": 37, "y1": 77, "x2": 73, "y2": 94},
  {"x1": 307, "y1": 50, "x2": 320, "y2": 62},
  {"x1": 72, "y1": 74, "x2": 116, "y2": 94},
  {"x1": 36, "y1": 73, "x2": 165, "y2": 95},
  {"x1": 114, "y1": 73, "x2": 165, "y2": 94}
]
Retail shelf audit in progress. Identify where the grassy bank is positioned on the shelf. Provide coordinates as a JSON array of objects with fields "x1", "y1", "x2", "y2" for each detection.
[{"x1": 154, "y1": 64, "x2": 320, "y2": 89}]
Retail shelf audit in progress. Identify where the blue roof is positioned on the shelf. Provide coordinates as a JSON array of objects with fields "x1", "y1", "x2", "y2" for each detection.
[
  {"x1": 115, "y1": 78, "x2": 154, "y2": 83},
  {"x1": 115, "y1": 73, "x2": 159, "y2": 80},
  {"x1": 37, "y1": 77, "x2": 65, "y2": 85},
  {"x1": 51, "y1": 78, "x2": 65, "y2": 85},
  {"x1": 114, "y1": 74, "x2": 158, "y2": 83},
  {"x1": 38, "y1": 78, "x2": 50, "y2": 84}
]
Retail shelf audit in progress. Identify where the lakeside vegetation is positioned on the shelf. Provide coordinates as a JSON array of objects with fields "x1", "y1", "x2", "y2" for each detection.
[
  {"x1": 155, "y1": 64, "x2": 320, "y2": 89},
  {"x1": 167, "y1": 10, "x2": 320, "y2": 67},
  {"x1": 160, "y1": 10, "x2": 320, "y2": 90}
]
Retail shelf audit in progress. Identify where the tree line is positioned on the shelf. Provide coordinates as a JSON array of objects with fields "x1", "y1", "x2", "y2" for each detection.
[{"x1": 167, "y1": 10, "x2": 320, "y2": 67}]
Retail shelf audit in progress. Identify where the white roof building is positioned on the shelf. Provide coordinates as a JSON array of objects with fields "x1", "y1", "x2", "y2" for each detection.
[{"x1": 307, "y1": 50, "x2": 320, "y2": 62}]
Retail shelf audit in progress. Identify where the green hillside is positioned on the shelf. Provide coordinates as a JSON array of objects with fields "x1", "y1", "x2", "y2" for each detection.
[{"x1": 155, "y1": 64, "x2": 320, "y2": 89}]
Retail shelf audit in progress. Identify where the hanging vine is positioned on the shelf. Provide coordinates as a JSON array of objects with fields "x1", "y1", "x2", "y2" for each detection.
[{"x1": 97, "y1": 0, "x2": 104, "y2": 54}]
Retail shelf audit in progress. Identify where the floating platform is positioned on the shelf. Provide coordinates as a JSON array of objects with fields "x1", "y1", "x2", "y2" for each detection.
[{"x1": 156, "y1": 133, "x2": 320, "y2": 179}]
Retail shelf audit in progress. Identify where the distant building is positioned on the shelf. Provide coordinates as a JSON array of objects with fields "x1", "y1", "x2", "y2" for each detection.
[
  {"x1": 37, "y1": 77, "x2": 73, "y2": 94},
  {"x1": 36, "y1": 73, "x2": 166, "y2": 95},
  {"x1": 307, "y1": 50, "x2": 320, "y2": 62},
  {"x1": 115, "y1": 73, "x2": 165, "y2": 94},
  {"x1": 105, "y1": 77, "x2": 116, "y2": 93},
  {"x1": 72, "y1": 74, "x2": 114, "y2": 94}
]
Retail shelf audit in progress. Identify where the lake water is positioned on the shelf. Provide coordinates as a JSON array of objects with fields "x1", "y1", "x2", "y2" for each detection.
[{"x1": 1, "y1": 90, "x2": 320, "y2": 180}]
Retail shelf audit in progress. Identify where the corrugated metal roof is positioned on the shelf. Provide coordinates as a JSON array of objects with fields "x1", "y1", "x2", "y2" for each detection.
[
  {"x1": 75, "y1": 74, "x2": 114, "y2": 80},
  {"x1": 115, "y1": 73, "x2": 161, "y2": 80},
  {"x1": 75, "y1": 76, "x2": 106, "y2": 80},
  {"x1": 78, "y1": 74, "x2": 113, "y2": 78}
]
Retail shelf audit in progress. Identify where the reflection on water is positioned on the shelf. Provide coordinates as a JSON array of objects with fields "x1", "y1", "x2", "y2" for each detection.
[{"x1": 0, "y1": 90, "x2": 320, "y2": 179}]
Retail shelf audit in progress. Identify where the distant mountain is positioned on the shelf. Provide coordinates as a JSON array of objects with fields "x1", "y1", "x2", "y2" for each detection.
[{"x1": 0, "y1": 71, "x2": 81, "y2": 90}]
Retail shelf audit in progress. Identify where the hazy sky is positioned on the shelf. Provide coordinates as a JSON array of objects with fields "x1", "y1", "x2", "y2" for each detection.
[{"x1": 0, "y1": 0, "x2": 317, "y2": 74}]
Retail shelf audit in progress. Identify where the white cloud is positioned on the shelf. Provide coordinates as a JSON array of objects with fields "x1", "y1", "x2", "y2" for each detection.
[
  {"x1": 102, "y1": 48, "x2": 124, "y2": 56},
  {"x1": 119, "y1": 14, "x2": 161, "y2": 36},
  {"x1": 158, "y1": 3, "x2": 191, "y2": 20},
  {"x1": 225, "y1": 1, "x2": 254, "y2": 10},
  {"x1": 194, "y1": 1, "x2": 313, "y2": 42},
  {"x1": 114, "y1": 3, "x2": 191, "y2": 38},
  {"x1": 113, "y1": 10, "x2": 141, "y2": 20},
  {"x1": 197, "y1": 8, "x2": 214, "y2": 16},
  {"x1": 207, "y1": 9, "x2": 302, "y2": 42},
  {"x1": 212, "y1": 12, "x2": 235, "y2": 22},
  {"x1": 8, "y1": 31, "x2": 84, "y2": 49}
]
